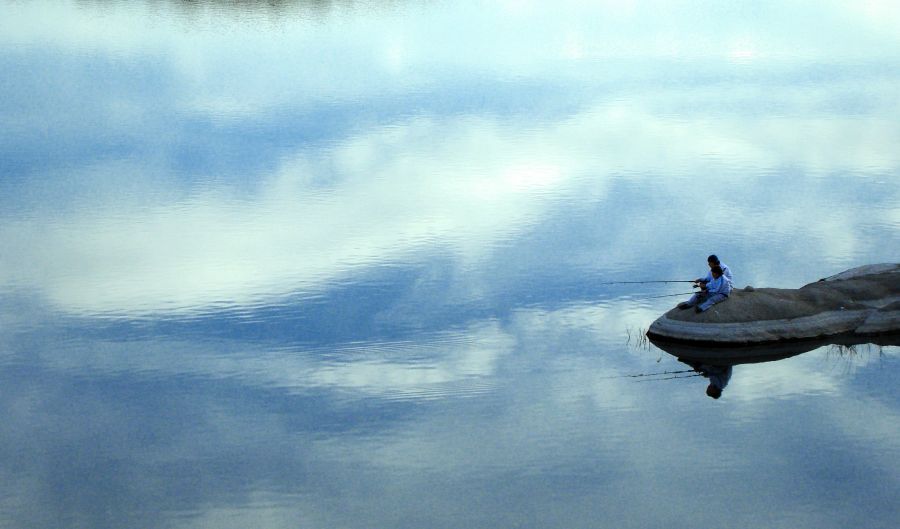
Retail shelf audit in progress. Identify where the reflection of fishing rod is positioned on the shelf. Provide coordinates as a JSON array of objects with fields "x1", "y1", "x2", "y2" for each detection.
[
  {"x1": 597, "y1": 369, "x2": 696, "y2": 380},
  {"x1": 634, "y1": 373, "x2": 702, "y2": 382}
]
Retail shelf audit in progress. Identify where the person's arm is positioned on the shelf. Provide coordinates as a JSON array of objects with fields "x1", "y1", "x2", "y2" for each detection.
[{"x1": 708, "y1": 276, "x2": 726, "y2": 295}]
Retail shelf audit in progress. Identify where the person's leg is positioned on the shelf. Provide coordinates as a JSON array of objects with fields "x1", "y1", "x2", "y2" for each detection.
[
  {"x1": 679, "y1": 292, "x2": 705, "y2": 308},
  {"x1": 698, "y1": 293, "x2": 727, "y2": 312}
]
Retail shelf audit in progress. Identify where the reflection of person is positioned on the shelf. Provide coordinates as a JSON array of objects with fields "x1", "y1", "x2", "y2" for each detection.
[
  {"x1": 679, "y1": 265, "x2": 732, "y2": 312},
  {"x1": 680, "y1": 359, "x2": 733, "y2": 399}
]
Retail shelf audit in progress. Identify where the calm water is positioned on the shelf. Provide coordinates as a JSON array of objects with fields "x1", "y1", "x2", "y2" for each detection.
[{"x1": 2, "y1": 1, "x2": 900, "y2": 528}]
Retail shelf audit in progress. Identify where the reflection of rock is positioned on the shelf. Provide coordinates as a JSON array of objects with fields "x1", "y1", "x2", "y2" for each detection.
[
  {"x1": 646, "y1": 264, "x2": 900, "y2": 345},
  {"x1": 649, "y1": 332, "x2": 900, "y2": 365}
]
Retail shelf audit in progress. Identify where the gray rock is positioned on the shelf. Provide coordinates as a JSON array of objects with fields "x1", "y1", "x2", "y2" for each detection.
[{"x1": 646, "y1": 263, "x2": 900, "y2": 344}]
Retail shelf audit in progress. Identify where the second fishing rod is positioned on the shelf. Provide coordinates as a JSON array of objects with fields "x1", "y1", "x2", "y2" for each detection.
[{"x1": 598, "y1": 280, "x2": 697, "y2": 285}]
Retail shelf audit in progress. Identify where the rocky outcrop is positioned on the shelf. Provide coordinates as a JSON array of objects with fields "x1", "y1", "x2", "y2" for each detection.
[{"x1": 646, "y1": 264, "x2": 900, "y2": 345}]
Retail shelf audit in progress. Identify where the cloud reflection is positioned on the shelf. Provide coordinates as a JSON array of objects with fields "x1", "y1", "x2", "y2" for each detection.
[
  {"x1": 2, "y1": 3, "x2": 900, "y2": 528},
  {"x1": 36, "y1": 320, "x2": 514, "y2": 400},
  {"x1": 2, "y1": 284, "x2": 898, "y2": 528},
  {"x1": 3, "y1": 97, "x2": 898, "y2": 316}
]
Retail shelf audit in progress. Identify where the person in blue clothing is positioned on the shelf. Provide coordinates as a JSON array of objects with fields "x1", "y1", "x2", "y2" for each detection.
[
  {"x1": 695, "y1": 254, "x2": 732, "y2": 287},
  {"x1": 678, "y1": 265, "x2": 732, "y2": 313}
]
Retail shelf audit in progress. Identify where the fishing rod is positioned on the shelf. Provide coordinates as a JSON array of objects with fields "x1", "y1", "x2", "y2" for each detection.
[
  {"x1": 632, "y1": 291, "x2": 697, "y2": 300},
  {"x1": 599, "y1": 280, "x2": 697, "y2": 285}
]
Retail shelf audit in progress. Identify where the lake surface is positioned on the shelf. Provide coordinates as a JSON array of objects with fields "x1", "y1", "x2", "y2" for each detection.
[{"x1": 1, "y1": 1, "x2": 899, "y2": 528}]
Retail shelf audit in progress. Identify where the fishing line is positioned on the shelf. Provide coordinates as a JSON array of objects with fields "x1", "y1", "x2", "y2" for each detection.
[
  {"x1": 631, "y1": 291, "x2": 697, "y2": 300},
  {"x1": 598, "y1": 280, "x2": 696, "y2": 285}
]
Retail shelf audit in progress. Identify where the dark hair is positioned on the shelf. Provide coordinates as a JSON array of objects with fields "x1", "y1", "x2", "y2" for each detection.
[
  {"x1": 706, "y1": 384, "x2": 722, "y2": 399},
  {"x1": 711, "y1": 266, "x2": 723, "y2": 276},
  {"x1": 707, "y1": 254, "x2": 720, "y2": 264}
]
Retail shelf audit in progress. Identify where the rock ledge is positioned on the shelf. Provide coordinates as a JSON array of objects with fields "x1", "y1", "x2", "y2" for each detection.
[{"x1": 645, "y1": 264, "x2": 900, "y2": 344}]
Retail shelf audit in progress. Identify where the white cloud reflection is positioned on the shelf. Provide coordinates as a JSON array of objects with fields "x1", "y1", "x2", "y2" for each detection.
[
  {"x1": 3, "y1": 97, "x2": 898, "y2": 315},
  {"x1": 2, "y1": 4, "x2": 899, "y2": 528},
  {"x1": 3, "y1": 1, "x2": 900, "y2": 112},
  {"x1": 37, "y1": 320, "x2": 514, "y2": 402},
  {"x1": 3, "y1": 282, "x2": 898, "y2": 527},
  {"x1": 1, "y1": 0, "x2": 898, "y2": 317}
]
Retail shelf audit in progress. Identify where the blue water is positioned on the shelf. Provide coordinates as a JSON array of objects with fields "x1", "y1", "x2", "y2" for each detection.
[{"x1": 1, "y1": 1, "x2": 899, "y2": 528}]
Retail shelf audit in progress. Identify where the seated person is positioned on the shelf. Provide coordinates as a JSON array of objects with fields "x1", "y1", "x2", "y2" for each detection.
[
  {"x1": 695, "y1": 254, "x2": 732, "y2": 287},
  {"x1": 679, "y1": 265, "x2": 732, "y2": 313}
]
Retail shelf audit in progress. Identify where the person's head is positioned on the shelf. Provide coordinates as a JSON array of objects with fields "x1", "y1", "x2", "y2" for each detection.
[
  {"x1": 710, "y1": 265, "x2": 723, "y2": 278},
  {"x1": 706, "y1": 384, "x2": 722, "y2": 399},
  {"x1": 707, "y1": 254, "x2": 720, "y2": 268}
]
